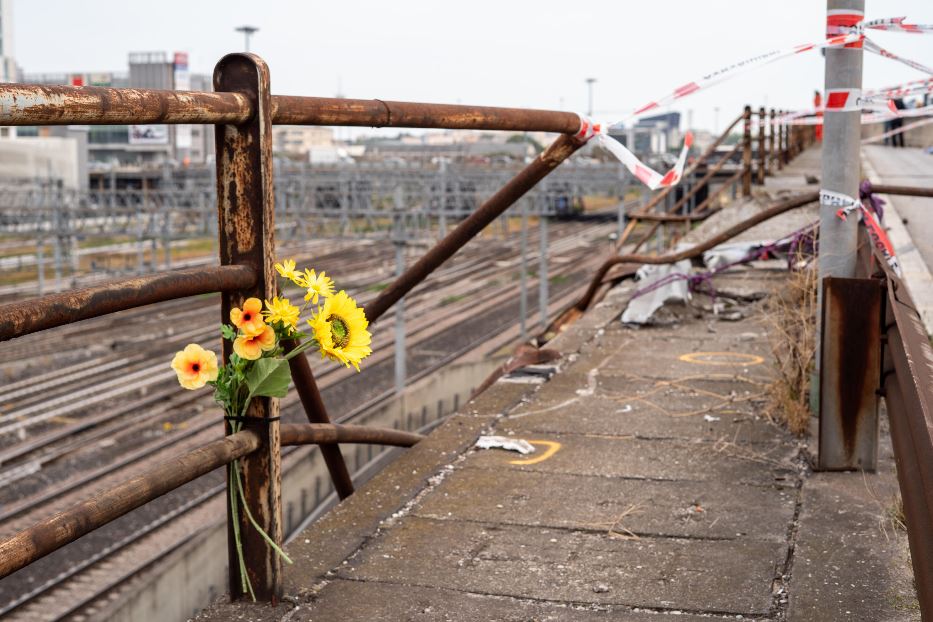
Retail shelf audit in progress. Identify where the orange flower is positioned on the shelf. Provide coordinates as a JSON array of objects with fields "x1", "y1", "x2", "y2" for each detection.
[
  {"x1": 230, "y1": 297, "x2": 266, "y2": 336},
  {"x1": 233, "y1": 325, "x2": 276, "y2": 360},
  {"x1": 170, "y1": 344, "x2": 219, "y2": 390}
]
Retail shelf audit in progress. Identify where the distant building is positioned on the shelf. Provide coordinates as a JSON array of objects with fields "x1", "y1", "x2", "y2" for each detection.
[
  {"x1": 21, "y1": 51, "x2": 215, "y2": 171},
  {"x1": 608, "y1": 112, "x2": 682, "y2": 157},
  {"x1": 272, "y1": 126, "x2": 335, "y2": 159}
]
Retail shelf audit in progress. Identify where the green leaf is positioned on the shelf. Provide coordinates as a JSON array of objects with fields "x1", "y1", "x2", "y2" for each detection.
[
  {"x1": 244, "y1": 357, "x2": 291, "y2": 400},
  {"x1": 220, "y1": 324, "x2": 237, "y2": 341}
]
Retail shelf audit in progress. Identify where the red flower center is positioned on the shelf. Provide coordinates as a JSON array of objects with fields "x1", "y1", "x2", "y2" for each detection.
[
  {"x1": 191, "y1": 363, "x2": 201, "y2": 372},
  {"x1": 243, "y1": 312, "x2": 252, "y2": 321}
]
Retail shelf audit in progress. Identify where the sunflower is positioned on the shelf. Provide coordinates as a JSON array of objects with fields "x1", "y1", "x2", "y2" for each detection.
[
  {"x1": 230, "y1": 297, "x2": 266, "y2": 336},
  {"x1": 308, "y1": 290, "x2": 372, "y2": 371},
  {"x1": 264, "y1": 296, "x2": 300, "y2": 332},
  {"x1": 274, "y1": 259, "x2": 306, "y2": 287},
  {"x1": 303, "y1": 269, "x2": 335, "y2": 305},
  {"x1": 171, "y1": 343, "x2": 219, "y2": 389},
  {"x1": 233, "y1": 325, "x2": 276, "y2": 360}
]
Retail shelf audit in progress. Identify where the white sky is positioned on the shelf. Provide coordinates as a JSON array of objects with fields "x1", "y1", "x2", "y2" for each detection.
[{"x1": 14, "y1": 0, "x2": 933, "y2": 135}]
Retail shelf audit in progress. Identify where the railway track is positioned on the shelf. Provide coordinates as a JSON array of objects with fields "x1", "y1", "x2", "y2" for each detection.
[{"x1": 0, "y1": 216, "x2": 619, "y2": 620}]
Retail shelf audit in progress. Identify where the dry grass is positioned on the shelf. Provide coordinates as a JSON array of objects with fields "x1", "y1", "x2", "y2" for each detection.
[{"x1": 764, "y1": 263, "x2": 817, "y2": 436}]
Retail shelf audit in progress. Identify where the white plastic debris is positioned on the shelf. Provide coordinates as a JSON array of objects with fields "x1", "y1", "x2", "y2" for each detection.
[
  {"x1": 703, "y1": 414, "x2": 721, "y2": 422},
  {"x1": 475, "y1": 436, "x2": 536, "y2": 455},
  {"x1": 621, "y1": 258, "x2": 692, "y2": 324},
  {"x1": 617, "y1": 405, "x2": 633, "y2": 413},
  {"x1": 702, "y1": 241, "x2": 769, "y2": 270}
]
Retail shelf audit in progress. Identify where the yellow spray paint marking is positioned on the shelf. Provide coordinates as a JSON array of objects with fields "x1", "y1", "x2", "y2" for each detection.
[
  {"x1": 678, "y1": 351, "x2": 764, "y2": 366},
  {"x1": 510, "y1": 440, "x2": 561, "y2": 465}
]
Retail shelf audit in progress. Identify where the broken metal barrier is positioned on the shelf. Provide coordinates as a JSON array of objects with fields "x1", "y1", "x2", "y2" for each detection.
[
  {"x1": 819, "y1": 221, "x2": 933, "y2": 618},
  {"x1": 0, "y1": 51, "x2": 804, "y2": 604}
]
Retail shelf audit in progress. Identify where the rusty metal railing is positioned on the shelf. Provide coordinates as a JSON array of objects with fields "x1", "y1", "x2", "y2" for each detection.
[
  {"x1": 0, "y1": 49, "x2": 822, "y2": 606},
  {"x1": 0, "y1": 52, "x2": 593, "y2": 603},
  {"x1": 818, "y1": 223, "x2": 933, "y2": 617}
]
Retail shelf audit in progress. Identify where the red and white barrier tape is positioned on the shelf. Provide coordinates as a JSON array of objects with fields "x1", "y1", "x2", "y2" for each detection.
[
  {"x1": 863, "y1": 37, "x2": 933, "y2": 76},
  {"x1": 576, "y1": 115, "x2": 694, "y2": 191},
  {"x1": 627, "y1": 32, "x2": 863, "y2": 120},
  {"x1": 864, "y1": 16, "x2": 933, "y2": 34},
  {"x1": 862, "y1": 117, "x2": 933, "y2": 144},
  {"x1": 821, "y1": 188, "x2": 900, "y2": 276},
  {"x1": 864, "y1": 77, "x2": 933, "y2": 98}
]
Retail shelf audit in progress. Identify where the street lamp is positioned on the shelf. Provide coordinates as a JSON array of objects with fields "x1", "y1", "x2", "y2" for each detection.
[
  {"x1": 585, "y1": 78, "x2": 597, "y2": 117},
  {"x1": 235, "y1": 25, "x2": 259, "y2": 52}
]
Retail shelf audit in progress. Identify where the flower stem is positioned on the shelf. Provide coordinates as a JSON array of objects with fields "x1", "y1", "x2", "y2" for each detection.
[
  {"x1": 233, "y1": 464, "x2": 294, "y2": 565},
  {"x1": 228, "y1": 460, "x2": 255, "y2": 601}
]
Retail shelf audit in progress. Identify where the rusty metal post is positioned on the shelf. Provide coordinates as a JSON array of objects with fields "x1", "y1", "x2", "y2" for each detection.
[
  {"x1": 818, "y1": 277, "x2": 881, "y2": 470},
  {"x1": 779, "y1": 111, "x2": 787, "y2": 168},
  {"x1": 757, "y1": 107, "x2": 766, "y2": 185},
  {"x1": 214, "y1": 53, "x2": 283, "y2": 601},
  {"x1": 768, "y1": 109, "x2": 776, "y2": 176},
  {"x1": 741, "y1": 105, "x2": 752, "y2": 197}
]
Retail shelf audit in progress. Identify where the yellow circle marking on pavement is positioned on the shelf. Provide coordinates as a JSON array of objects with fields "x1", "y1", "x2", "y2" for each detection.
[
  {"x1": 509, "y1": 440, "x2": 561, "y2": 465},
  {"x1": 678, "y1": 351, "x2": 764, "y2": 366}
]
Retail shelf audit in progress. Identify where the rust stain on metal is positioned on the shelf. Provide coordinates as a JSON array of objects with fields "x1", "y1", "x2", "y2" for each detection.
[
  {"x1": 0, "y1": 430, "x2": 260, "y2": 580},
  {"x1": 280, "y1": 423, "x2": 422, "y2": 447},
  {"x1": 0, "y1": 265, "x2": 256, "y2": 342},
  {"x1": 819, "y1": 278, "x2": 881, "y2": 466},
  {"x1": 0, "y1": 83, "x2": 250, "y2": 125}
]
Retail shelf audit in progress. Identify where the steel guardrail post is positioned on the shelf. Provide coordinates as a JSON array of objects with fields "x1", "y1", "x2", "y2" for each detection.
[
  {"x1": 757, "y1": 106, "x2": 766, "y2": 185},
  {"x1": 742, "y1": 105, "x2": 752, "y2": 197},
  {"x1": 213, "y1": 52, "x2": 284, "y2": 602}
]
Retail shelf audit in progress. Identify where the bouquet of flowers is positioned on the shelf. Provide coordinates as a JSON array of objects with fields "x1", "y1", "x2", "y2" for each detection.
[{"x1": 169, "y1": 259, "x2": 372, "y2": 599}]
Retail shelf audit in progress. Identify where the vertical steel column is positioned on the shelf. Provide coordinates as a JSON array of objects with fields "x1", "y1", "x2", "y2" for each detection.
[
  {"x1": 519, "y1": 197, "x2": 528, "y2": 339},
  {"x1": 214, "y1": 53, "x2": 283, "y2": 601},
  {"x1": 393, "y1": 186, "x2": 407, "y2": 393},
  {"x1": 757, "y1": 107, "x2": 766, "y2": 185},
  {"x1": 36, "y1": 239, "x2": 44, "y2": 296},
  {"x1": 768, "y1": 108, "x2": 776, "y2": 175},
  {"x1": 742, "y1": 105, "x2": 752, "y2": 197},
  {"x1": 538, "y1": 198, "x2": 549, "y2": 330}
]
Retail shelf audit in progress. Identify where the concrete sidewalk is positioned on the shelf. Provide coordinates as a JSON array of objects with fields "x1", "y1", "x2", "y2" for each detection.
[{"x1": 194, "y1": 151, "x2": 918, "y2": 621}]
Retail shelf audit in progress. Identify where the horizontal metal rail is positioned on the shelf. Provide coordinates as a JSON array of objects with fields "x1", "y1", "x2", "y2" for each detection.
[
  {"x1": 280, "y1": 423, "x2": 423, "y2": 447},
  {"x1": 868, "y1": 183, "x2": 933, "y2": 198},
  {"x1": 572, "y1": 190, "x2": 820, "y2": 312},
  {"x1": 0, "y1": 83, "x2": 581, "y2": 133},
  {"x1": 0, "y1": 422, "x2": 421, "y2": 580},
  {"x1": 0, "y1": 265, "x2": 257, "y2": 342},
  {"x1": 875, "y1": 254, "x2": 933, "y2": 617},
  {"x1": 271, "y1": 96, "x2": 582, "y2": 132},
  {"x1": 0, "y1": 428, "x2": 259, "y2": 580}
]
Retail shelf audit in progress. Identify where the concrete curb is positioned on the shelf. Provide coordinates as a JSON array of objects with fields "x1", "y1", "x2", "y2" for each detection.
[{"x1": 862, "y1": 153, "x2": 933, "y2": 335}]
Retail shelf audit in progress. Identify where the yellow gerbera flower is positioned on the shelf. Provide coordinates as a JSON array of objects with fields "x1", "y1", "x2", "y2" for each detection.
[
  {"x1": 233, "y1": 325, "x2": 277, "y2": 360},
  {"x1": 274, "y1": 259, "x2": 306, "y2": 287},
  {"x1": 264, "y1": 296, "x2": 300, "y2": 331},
  {"x1": 303, "y1": 269, "x2": 335, "y2": 304},
  {"x1": 170, "y1": 343, "x2": 219, "y2": 390},
  {"x1": 230, "y1": 297, "x2": 267, "y2": 336},
  {"x1": 308, "y1": 290, "x2": 372, "y2": 371}
]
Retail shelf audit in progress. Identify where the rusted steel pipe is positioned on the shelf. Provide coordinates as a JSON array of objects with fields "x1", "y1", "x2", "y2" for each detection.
[
  {"x1": 0, "y1": 83, "x2": 585, "y2": 133},
  {"x1": 271, "y1": 96, "x2": 581, "y2": 133},
  {"x1": 0, "y1": 265, "x2": 256, "y2": 342},
  {"x1": 0, "y1": 83, "x2": 251, "y2": 125},
  {"x1": 867, "y1": 183, "x2": 933, "y2": 198},
  {"x1": 284, "y1": 339, "x2": 355, "y2": 500},
  {"x1": 364, "y1": 133, "x2": 586, "y2": 323},
  {"x1": 0, "y1": 429, "x2": 260, "y2": 580},
  {"x1": 280, "y1": 423, "x2": 423, "y2": 447},
  {"x1": 881, "y1": 274, "x2": 933, "y2": 617},
  {"x1": 573, "y1": 190, "x2": 819, "y2": 312}
]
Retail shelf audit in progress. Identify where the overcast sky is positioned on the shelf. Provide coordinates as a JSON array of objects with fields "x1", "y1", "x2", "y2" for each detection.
[{"x1": 14, "y1": 1, "x2": 933, "y2": 134}]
